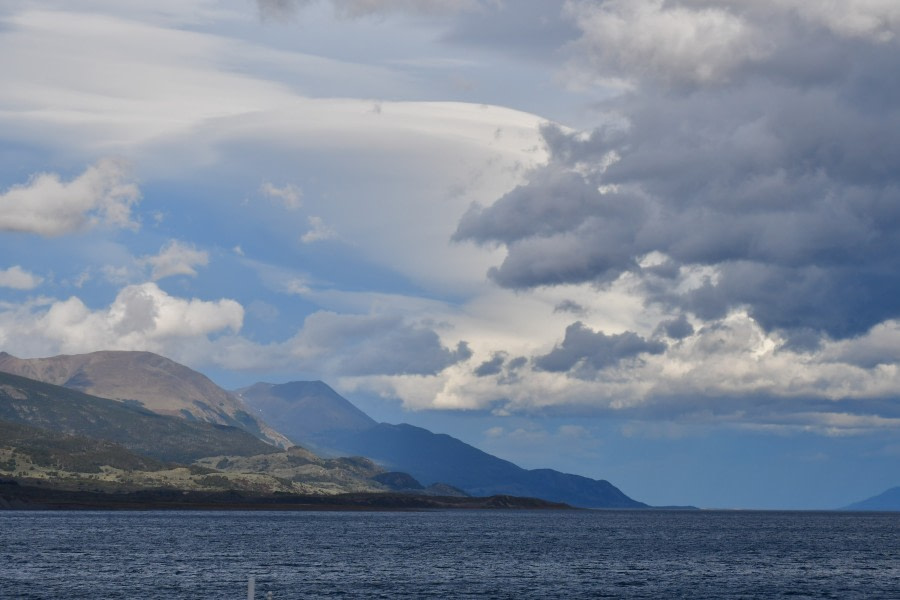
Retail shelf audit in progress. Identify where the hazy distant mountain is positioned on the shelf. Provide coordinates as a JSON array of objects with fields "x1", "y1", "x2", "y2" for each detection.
[
  {"x1": 0, "y1": 351, "x2": 290, "y2": 448},
  {"x1": 0, "y1": 371, "x2": 279, "y2": 463},
  {"x1": 240, "y1": 381, "x2": 647, "y2": 509},
  {"x1": 843, "y1": 486, "x2": 900, "y2": 511},
  {"x1": 235, "y1": 381, "x2": 375, "y2": 441}
]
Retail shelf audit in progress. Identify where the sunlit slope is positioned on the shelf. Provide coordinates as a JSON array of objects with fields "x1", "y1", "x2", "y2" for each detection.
[
  {"x1": 0, "y1": 370, "x2": 279, "y2": 463},
  {"x1": 0, "y1": 351, "x2": 290, "y2": 448}
]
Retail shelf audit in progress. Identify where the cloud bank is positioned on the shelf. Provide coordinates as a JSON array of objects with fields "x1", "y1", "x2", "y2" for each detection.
[{"x1": 457, "y1": 0, "x2": 900, "y2": 346}]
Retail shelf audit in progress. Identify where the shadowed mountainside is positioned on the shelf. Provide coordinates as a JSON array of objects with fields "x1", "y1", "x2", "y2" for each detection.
[
  {"x1": 0, "y1": 351, "x2": 290, "y2": 448},
  {"x1": 240, "y1": 381, "x2": 647, "y2": 509},
  {"x1": 235, "y1": 381, "x2": 375, "y2": 441},
  {"x1": 0, "y1": 419, "x2": 170, "y2": 474}
]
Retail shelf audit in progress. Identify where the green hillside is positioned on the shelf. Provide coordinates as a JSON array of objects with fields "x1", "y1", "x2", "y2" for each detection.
[
  {"x1": 0, "y1": 419, "x2": 170, "y2": 474},
  {"x1": 0, "y1": 371, "x2": 280, "y2": 463}
]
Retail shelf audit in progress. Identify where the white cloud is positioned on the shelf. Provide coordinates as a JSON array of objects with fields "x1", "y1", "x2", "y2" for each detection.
[
  {"x1": 564, "y1": 0, "x2": 769, "y2": 86},
  {"x1": 562, "y1": 0, "x2": 900, "y2": 89},
  {"x1": 0, "y1": 283, "x2": 243, "y2": 357},
  {"x1": 331, "y1": 304, "x2": 900, "y2": 435},
  {"x1": 0, "y1": 159, "x2": 140, "y2": 237},
  {"x1": 0, "y1": 266, "x2": 43, "y2": 290},
  {"x1": 300, "y1": 215, "x2": 336, "y2": 243},
  {"x1": 0, "y1": 8, "x2": 417, "y2": 157},
  {"x1": 0, "y1": 9, "x2": 296, "y2": 153},
  {"x1": 8, "y1": 0, "x2": 242, "y2": 26},
  {"x1": 260, "y1": 182, "x2": 302, "y2": 210},
  {"x1": 140, "y1": 240, "x2": 209, "y2": 280},
  {"x1": 782, "y1": 0, "x2": 900, "y2": 42}
]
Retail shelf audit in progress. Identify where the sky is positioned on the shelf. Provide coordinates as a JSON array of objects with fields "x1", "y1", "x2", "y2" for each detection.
[{"x1": 1, "y1": 0, "x2": 899, "y2": 509}]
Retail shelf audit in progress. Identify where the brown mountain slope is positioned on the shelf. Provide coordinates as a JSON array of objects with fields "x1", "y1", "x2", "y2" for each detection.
[
  {"x1": 0, "y1": 351, "x2": 290, "y2": 448},
  {"x1": 0, "y1": 371, "x2": 279, "y2": 463}
]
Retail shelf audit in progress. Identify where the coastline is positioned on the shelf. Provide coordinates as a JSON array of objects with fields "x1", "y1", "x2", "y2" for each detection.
[{"x1": 0, "y1": 481, "x2": 572, "y2": 511}]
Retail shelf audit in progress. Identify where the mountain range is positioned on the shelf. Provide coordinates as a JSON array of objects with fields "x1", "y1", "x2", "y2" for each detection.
[
  {"x1": 0, "y1": 351, "x2": 290, "y2": 448},
  {"x1": 0, "y1": 350, "x2": 645, "y2": 508},
  {"x1": 0, "y1": 369, "x2": 416, "y2": 496},
  {"x1": 238, "y1": 381, "x2": 647, "y2": 508}
]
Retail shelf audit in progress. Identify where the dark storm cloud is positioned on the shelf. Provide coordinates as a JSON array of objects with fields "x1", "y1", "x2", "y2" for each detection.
[
  {"x1": 655, "y1": 314, "x2": 694, "y2": 340},
  {"x1": 454, "y1": 3, "x2": 900, "y2": 342},
  {"x1": 474, "y1": 352, "x2": 506, "y2": 377},
  {"x1": 507, "y1": 356, "x2": 528, "y2": 370},
  {"x1": 453, "y1": 165, "x2": 645, "y2": 287},
  {"x1": 534, "y1": 321, "x2": 666, "y2": 376},
  {"x1": 553, "y1": 299, "x2": 587, "y2": 315}
]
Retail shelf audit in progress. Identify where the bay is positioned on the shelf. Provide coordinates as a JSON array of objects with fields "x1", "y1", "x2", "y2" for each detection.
[{"x1": 1, "y1": 509, "x2": 898, "y2": 599}]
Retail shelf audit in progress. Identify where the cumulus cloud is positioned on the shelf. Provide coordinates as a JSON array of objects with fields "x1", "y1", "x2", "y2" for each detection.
[
  {"x1": 0, "y1": 266, "x2": 43, "y2": 290},
  {"x1": 394, "y1": 309, "x2": 900, "y2": 435},
  {"x1": 564, "y1": 0, "x2": 770, "y2": 87},
  {"x1": 455, "y1": 1, "x2": 900, "y2": 345},
  {"x1": 0, "y1": 283, "x2": 243, "y2": 356},
  {"x1": 453, "y1": 148, "x2": 644, "y2": 288},
  {"x1": 563, "y1": 1, "x2": 900, "y2": 89},
  {"x1": 140, "y1": 240, "x2": 209, "y2": 280},
  {"x1": 782, "y1": 0, "x2": 900, "y2": 42},
  {"x1": 259, "y1": 182, "x2": 302, "y2": 210},
  {"x1": 0, "y1": 159, "x2": 140, "y2": 236},
  {"x1": 535, "y1": 321, "x2": 666, "y2": 376}
]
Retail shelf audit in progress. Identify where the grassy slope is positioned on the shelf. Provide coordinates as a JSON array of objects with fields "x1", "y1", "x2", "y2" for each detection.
[{"x1": 0, "y1": 371, "x2": 280, "y2": 463}]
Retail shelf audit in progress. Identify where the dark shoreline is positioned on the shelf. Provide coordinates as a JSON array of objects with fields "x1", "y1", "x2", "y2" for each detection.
[{"x1": 0, "y1": 482, "x2": 572, "y2": 511}]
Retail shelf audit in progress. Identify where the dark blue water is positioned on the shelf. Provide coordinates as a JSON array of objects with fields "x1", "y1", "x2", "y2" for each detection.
[{"x1": 1, "y1": 510, "x2": 898, "y2": 599}]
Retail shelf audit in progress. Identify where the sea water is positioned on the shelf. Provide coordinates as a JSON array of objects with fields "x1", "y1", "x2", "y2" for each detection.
[{"x1": 1, "y1": 509, "x2": 898, "y2": 598}]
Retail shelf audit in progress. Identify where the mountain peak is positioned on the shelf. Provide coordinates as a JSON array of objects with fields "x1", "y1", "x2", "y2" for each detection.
[
  {"x1": 0, "y1": 350, "x2": 291, "y2": 448},
  {"x1": 237, "y1": 380, "x2": 377, "y2": 442}
]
